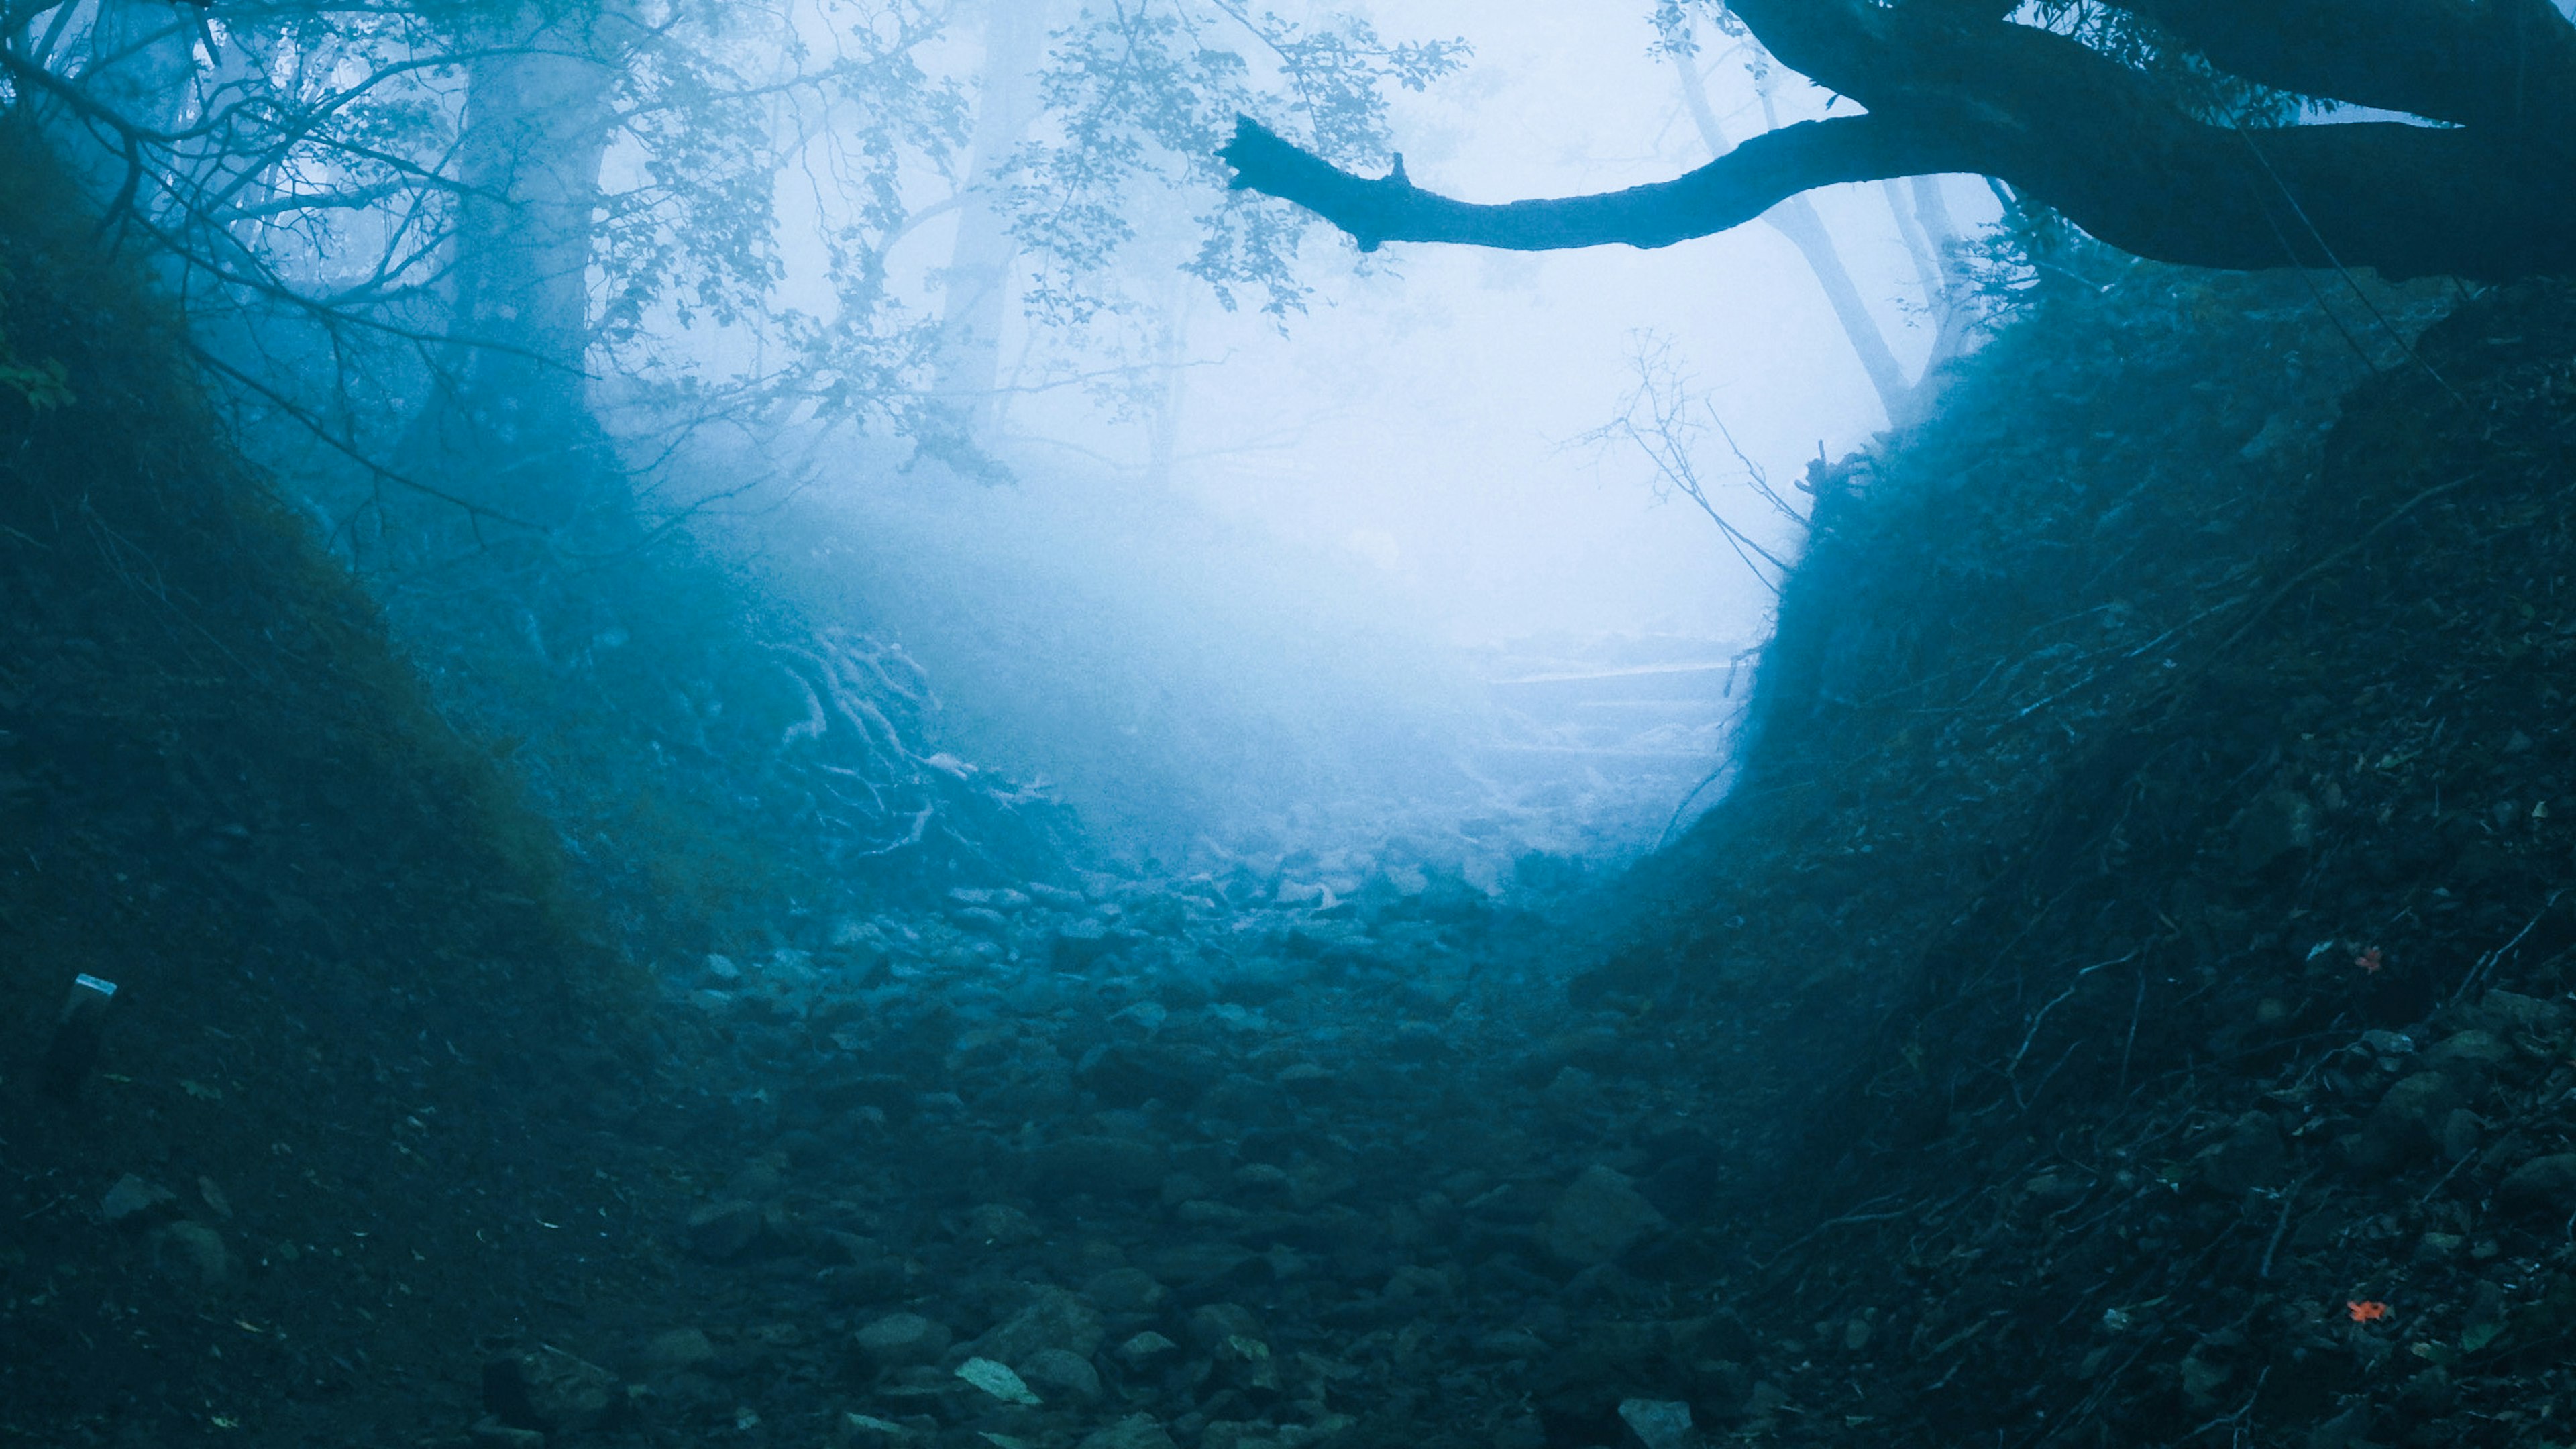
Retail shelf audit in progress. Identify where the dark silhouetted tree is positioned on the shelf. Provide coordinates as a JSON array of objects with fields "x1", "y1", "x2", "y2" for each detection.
[{"x1": 1222, "y1": 0, "x2": 2576, "y2": 283}]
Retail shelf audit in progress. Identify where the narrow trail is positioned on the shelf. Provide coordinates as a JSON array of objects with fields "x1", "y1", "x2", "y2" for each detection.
[{"x1": 488, "y1": 869, "x2": 1719, "y2": 1449}]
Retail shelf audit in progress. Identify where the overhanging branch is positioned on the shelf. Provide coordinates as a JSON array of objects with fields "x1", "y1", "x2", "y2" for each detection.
[{"x1": 1219, "y1": 113, "x2": 1966, "y2": 252}]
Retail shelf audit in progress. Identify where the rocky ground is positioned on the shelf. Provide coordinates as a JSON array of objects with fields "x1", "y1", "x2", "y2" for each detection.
[
  {"x1": 8, "y1": 853, "x2": 1748, "y2": 1449},
  {"x1": 480, "y1": 860, "x2": 1723, "y2": 1449}
]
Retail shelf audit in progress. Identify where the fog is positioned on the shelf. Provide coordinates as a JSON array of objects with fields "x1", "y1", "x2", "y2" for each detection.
[{"x1": 706, "y1": 2, "x2": 1992, "y2": 873}]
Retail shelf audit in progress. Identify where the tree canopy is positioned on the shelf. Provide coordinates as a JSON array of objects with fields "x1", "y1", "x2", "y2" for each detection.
[{"x1": 1222, "y1": 0, "x2": 2576, "y2": 283}]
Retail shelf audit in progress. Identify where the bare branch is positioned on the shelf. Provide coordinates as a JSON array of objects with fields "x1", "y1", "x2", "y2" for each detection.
[{"x1": 1219, "y1": 111, "x2": 1962, "y2": 253}]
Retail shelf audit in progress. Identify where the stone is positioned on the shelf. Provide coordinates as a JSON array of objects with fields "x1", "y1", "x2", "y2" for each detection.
[
  {"x1": 1115, "y1": 1331, "x2": 1180, "y2": 1368},
  {"x1": 149, "y1": 1221, "x2": 233, "y2": 1290},
  {"x1": 1185, "y1": 1302, "x2": 1265, "y2": 1349},
  {"x1": 1083, "y1": 1267, "x2": 1169, "y2": 1317},
  {"x1": 684, "y1": 1201, "x2": 767, "y2": 1260},
  {"x1": 2438, "y1": 1108, "x2": 2485, "y2": 1161},
  {"x1": 1617, "y1": 1399, "x2": 1694, "y2": 1449},
  {"x1": 640, "y1": 1328, "x2": 716, "y2": 1373},
  {"x1": 1200, "y1": 1421, "x2": 1280, "y2": 1449},
  {"x1": 2498, "y1": 1154, "x2": 2576, "y2": 1214},
  {"x1": 963, "y1": 1203, "x2": 1044, "y2": 1246},
  {"x1": 100, "y1": 1174, "x2": 179, "y2": 1230},
  {"x1": 855, "y1": 1313, "x2": 953, "y2": 1369},
  {"x1": 954, "y1": 906, "x2": 1012, "y2": 937},
  {"x1": 971, "y1": 1286, "x2": 1104, "y2": 1364},
  {"x1": 468, "y1": 1417, "x2": 547, "y2": 1448},
  {"x1": 1053, "y1": 920, "x2": 1118, "y2": 971},
  {"x1": 1079, "y1": 1415, "x2": 1181, "y2": 1449},
  {"x1": 1538, "y1": 1165, "x2": 1669, "y2": 1266},
  {"x1": 2476, "y1": 989, "x2": 2569, "y2": 1039},
  {"x1": 482, "y1": 1346, "x2": 621, "y2": 1432},
  {"x1": 1018, "y1": 1346, "x2": 1104, "y2": 1403},
  {"x1": 2349, "y1": 1072, "x2": 2458, "y2": 1171},
  {"x1": 1038, "y1": 1135, "x2": 1168, "y2": 1195},
  {"x1": 953, "y1": 1356, "x2": 1042, "y2": 1406},
  {"x1": 724, "y1": 1159, "x2": 786, "y2": 1199},
  {"x1": 2235, "y1": 790, "x2": 2315, "y2": 873},
  {"x1": 2195, "y1": 1112, "x2": 2286, "y2": 1196},
  {"x1": 839, "y1": 1411, "x2": 918, "y2": 1444},
  {"x1": 1210, "y1": 1333, "x2": 1280, "y2": 1395},
  {"x1": 2424, "y1": 1030, "x2": 2516, "y2": 1081}
]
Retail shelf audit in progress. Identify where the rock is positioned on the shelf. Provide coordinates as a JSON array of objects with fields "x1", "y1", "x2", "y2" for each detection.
[
  {"x1": 2306, "y1": 1404, "x2": 2375, "y2": 1449},
  {"x1": 2195, "y1": 1112, "x2": 2286, "y2": 1196},
  {"x1": 2349, "y1": 1072, "x2": 2458, "y2": 1171},
  {"x1": 1083, "y1": 1267, "x2": 1169, "y2": 1317},
  {"x1": 839, "y1": 1411, "x2": 922, "y2": 1445},
  {"x1": 1210, "y1": 1333, "x2": 1280, "y2": 1395},
  {"x1": 1018, "y1": 1346, "x2": 1104, "y2": 1403},
  {"x1": 1037, "y1": 1136, "x2": 1168, "y2": 1196},
  {"x1": 1474, "y1": 1329, "x2": 1547, "y2": 1361},
  {"x1": 149, "y1": 1221, "x2": 233, "y2": 1290},
  {"x1": 1079, "y1": 1415, "x2": 1181, "y2": 1449},
  {"x1": 2438, "y1": 1108, "x2": 2485, "y2": 1161},
  {"x1": 2424, "y1": 1029, "x2": 2516, "y2": 1081},
  {"x1": 684, "y1": 1200, "x2": 767, "y2": 1260},
  {"x1": 963, "y1": 1203, "x2": 1044, "y2": 1246},
  {"x1": 2498, "y1": 1153, "x2": 2576, "y2": 1214},
  {"x1": 1538, "y1": 1165, "x2": 1669, "y2": 1266},
  {"x1": 855, "y1": 1313, "x2": 953, "y2": 1369},
  {"x1": 953, "y1": 1356, "x2": 1042, "y2": 1406},
  {"x1": 724, "y1": 1157, "x2": 787, "y2": 1199},
  {"x1": 639, "y1": 1328, "x2": 716, "y2": 1373},
  {"x1": 1115, "y1": 1331, "x2": 1180, "y2": 1368},
  {"x1": 953, "y1": 906, "x2": 1011, "y2": 937},
  {"x1": 482, "y1": 1346, "x2": 621, "y2": 1433},
  {"x1": 2177, "y1": 1349, "x2": 2233, "y2": 1415},
  {"x1": 1185, "y1": 1302, "x2": 1265, "y2": 1350},
  {"x1": 1053, "y1": 919, "x2": 1118, "y2": 971},
  {"x1": 2475, "y1": 989, "x2": 2569, "y2": 1040},
  {"x1": 1617, "y1": 1399, "x2": 1694, "y2": 1449},
  {"x1": 1201, "y1": 1421, "x2": 1280, "y2": 1449},
  {"x1": 2235, "y1": 789, "x2": 2315, "y2": 873},
  {"x1": 100, "y1": 1174, "x2": 179, "y2": 1229},
  {"x1": 468, "y1": 1416, "x2": 547, "y2": 1448},
  {"x1": 1145, "y1": 1240, "x2": 1255, "y2": 1289},
  {"x1": 971, "y1": 1286, "x2": 1104, "y2": 1364}
]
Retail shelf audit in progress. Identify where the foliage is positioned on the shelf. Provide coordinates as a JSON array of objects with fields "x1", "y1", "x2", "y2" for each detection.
[
  {"x1": 1009, "y1": 1, "x2": 1468, "y2": 331},
  {"x1": 0, "y1": 262, "x2": 73, "y2": 410}
]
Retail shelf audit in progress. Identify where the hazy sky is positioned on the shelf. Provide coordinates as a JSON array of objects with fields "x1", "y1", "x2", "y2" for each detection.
[{"x1": 1002, "y1": 2, "x2": 1991, "y2": 650}]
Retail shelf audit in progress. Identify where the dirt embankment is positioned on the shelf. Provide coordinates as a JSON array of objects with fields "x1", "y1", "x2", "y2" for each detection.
[
  {"x1": 1590, "y1": 269, "x2": 2576, "y2": 1445},
  {"x1": 0, "y1": 139, "x2": 669, "y2": 1446}
]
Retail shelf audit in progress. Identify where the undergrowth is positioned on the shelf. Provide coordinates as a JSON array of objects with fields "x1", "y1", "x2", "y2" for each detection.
[{"x1": 1593, "y1": 250, "x2": 2576, "y2": 1444}]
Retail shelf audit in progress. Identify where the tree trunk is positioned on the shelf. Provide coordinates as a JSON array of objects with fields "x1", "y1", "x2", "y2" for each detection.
[
  {"x1": 40, "y1": 0, "x2": 196, "y2": 219},
  {"x1": 1674, "y1": 40, "x2": 1911, "y2": 424},
  {"x1": 928, "y1": 0, "x2": 1049, "y2": 453},
  {"x1": 404, "y1": 1, "x2": 629, "y2": 529}
]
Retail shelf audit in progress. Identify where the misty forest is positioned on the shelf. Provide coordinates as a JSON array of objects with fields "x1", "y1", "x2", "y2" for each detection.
[{"x1": 8, "y1": 0, "x2": 2576, "y2": 1445}]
